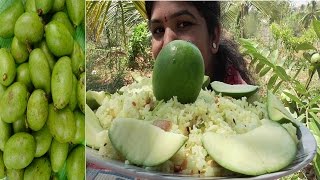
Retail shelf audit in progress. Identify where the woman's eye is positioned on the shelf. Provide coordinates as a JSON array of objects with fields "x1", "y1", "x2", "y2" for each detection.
[
  {"x1": 152, "y1": 27, "x2": 164, "y2": 35},
  {"x1": 178, "y1": 22, "x2": 192, "y2": 29}
]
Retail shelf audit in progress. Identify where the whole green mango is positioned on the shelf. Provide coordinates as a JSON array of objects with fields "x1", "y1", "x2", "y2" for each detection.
[
  {"x1": 0, "y1": 48, "x2": 16, "y2": 86},
  {"x1": 29, "y1": 48, "x2": 51, "y2": 94},
  {"x1": 51, "y1": 11, "x2": 75, "y2": 36},
  {"x1": 16, "y1": 62, "x2": 33, "y2": 92},
  {"x1": 3, "y1": 132, "x2": 36, "y2": 169},
  {"x1": 71, "y1": 41, "x2": 85, "y2": 77},
  {"x1": 14, "y1": 12, "x2": 44, "y2": 44},
  {"x1": 66, "y1": 145, "x2": 85, "y2": 180},
  {"x1": 27, "y1": 89, "x2": 49, "y2": 131},
  {"x1": 35, "y1": 0, "x2": 54, "y2": 15},
  {"x1": 11, "y1": 36, "x2": 29, "y2": 64},
  {"x1": 0, "y1": 0, "x2": 24, "y2": 38},
  {"x1": 47, "y1": 104, "x2": 76, "y2": 143},
  {"x1": 0, "y1": 82, "x2": 29, "y2": 123},
  {"x1": 50, "y1": 138, "x2": 68, "y2": 172},
  {"x1": 52, "y1": 56, "x2": 73, "y2": 109},
  {"x1": 66, "y1": 0, "x2": 84, "y2": 26},
  {"x1": 32, "y1": 125, "x2": 52, "y2": 157},
  {"x1": 72, "y1": 110, "x2": 85, "y2": 144},
  {"x1": 45, "y1": 20, "x2": 74, "y2": 57},
  {"x1": 23, "y1": 157, "x2": 51, "y2": 180}
]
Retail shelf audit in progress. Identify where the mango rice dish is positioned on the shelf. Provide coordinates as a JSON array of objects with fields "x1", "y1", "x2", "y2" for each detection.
[{"x1": 88, "y1": 77, "x2": 299, "y2": 177}]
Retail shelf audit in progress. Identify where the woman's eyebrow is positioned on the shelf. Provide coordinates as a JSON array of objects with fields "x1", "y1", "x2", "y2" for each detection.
[{"x1": 149, "y1": 9, "x2": 196, "y2": 25}]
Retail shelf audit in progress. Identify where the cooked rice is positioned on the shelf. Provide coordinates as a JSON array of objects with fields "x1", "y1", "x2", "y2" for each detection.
[{"x1": 95, "y1": 77, "x2": 294, "y2": 176}]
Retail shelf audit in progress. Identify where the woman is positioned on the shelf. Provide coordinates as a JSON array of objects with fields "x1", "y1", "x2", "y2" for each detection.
[{"x1": 145, "y1": 1, "x2": 254, "y2": 85}]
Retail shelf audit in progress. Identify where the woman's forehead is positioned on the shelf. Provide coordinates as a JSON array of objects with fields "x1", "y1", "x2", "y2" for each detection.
[{"x1": 150, "y1": 1, "x2": 200, "y2": 21}]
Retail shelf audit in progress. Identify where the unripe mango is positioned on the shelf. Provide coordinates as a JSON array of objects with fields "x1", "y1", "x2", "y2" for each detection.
[
  {"x1": 0, "y1": 48, "x2": 16, "y2": 86},
  {"x1": 35, "y1": 0, "x2": 54, "y2": 15},
  {"x1": 0, "y1": 82, "x2": 29, "y2": 123},
  {"x1": 16, "y1": 62, "x2": 33, "y2": 92},
  {"x1": 0, "y1": 117, "x2": 12, "y2": 151},
  {"x1": 3, "y1": 132, "x2": 36, "y2": 169},
  {"x1": 14, "y1": 12, "x2": 44, "y2": 44},
  {"x1": 52, "y1": 11, "x2": 75, "y2": 36},
  {"x1": 23, "y1": 157, "x2": 51, "y2": 180},
  {"x1": 25, "y1": 0, "x2": 36, "y2": 13},
  {"x1": 77, "y1": 72, "x2": 85, "y2": 113},
  {"x1": 52, "y1": 0, "x2": 66, "y2": 12},
  {"x1": 66, "y1": 145, "x2": 85, "y2": 180},
  {"x1": 50, "y1": 139, "x2": 68, "y2": 172},
  {"x1": 11, "y1": 36, "x2": 29, "y2": 64},
  {"x1": 32, "y1": 125, "x2": 52, "y2": 157},
  {"x1": 72, "y1": 110, "x2": 85, "y2": 144},
  {"x1": 71, "y1": 41, "x2": 85, "y2": 77},
  {"x1": 45, "y1": 20, "x2": 74, "y2": 57},
  {"x1": 52, "y1": 56, "x2": 73, "y2": 109},
  {"x1": 36, "y1": 40, "x2": 56, "y2": 71},
  {"x1": 27, "y1": 89, "x2": 49, "y2": 131},
  {"x1": 0, "y1": 0, "x2": 24, "y2": 38},
  {"x1": 66, "y1": 0, "x2": 84, "y2": 26},
  {"x1": 47, "y1": 105, "x2": 76, "y2": 143},
  {"x1": 29, "y1": 48, "x2": 51, "y2": 94}
]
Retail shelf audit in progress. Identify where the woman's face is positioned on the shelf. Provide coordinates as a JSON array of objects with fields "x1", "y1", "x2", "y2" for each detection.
[{"x1": 149, "y1": 1, "x2": 219, "y2": 76}]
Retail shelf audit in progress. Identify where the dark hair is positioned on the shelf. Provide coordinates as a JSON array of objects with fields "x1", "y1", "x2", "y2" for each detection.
[{"x1": 145, "y1": 1, "x2": 254, "y2": 85}]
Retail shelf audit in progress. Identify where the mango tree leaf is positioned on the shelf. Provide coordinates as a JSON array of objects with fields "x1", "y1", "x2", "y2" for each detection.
[
  {"x1": 272, "y1": 80, "x2": 283, "y2": 93},
  {"x1": 267, "y1": 74, "x2": 278, "y2": 90},
  {"x1": 255, "y1": 62, "x2": 265, "y2": 74},
  {"x1": 295, "y1": 42, "x2": 317, "y2": 51},
  {"x1": 313, "y1": 19, "x2": 320, "y2": 39},
  {"x1": 309, "y1": 108, "x2": 320, "y2": 113},
  {"x1": 275, "y1": 66, "x2": 290, "y2": 81},
  {"x1": 253, "y1": 52, "x2": 275, "y2": 68},
  {"x1": 259, "y1": 66, "x2": 271, "y2": 77},
  {"x1": 310, "y1": 112, "x2": 320, "y2": 123},
  {"x1": 283, "y1": 91, "x2": 303, "y2": 106},
  {"x1": 310, "y1": 95, "x2": 320, "y2": 106}
]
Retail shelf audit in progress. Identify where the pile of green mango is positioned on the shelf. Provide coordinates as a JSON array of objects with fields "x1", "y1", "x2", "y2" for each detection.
[{"x1": 0, "y1": 0, "x2": 85, "y2": 179}]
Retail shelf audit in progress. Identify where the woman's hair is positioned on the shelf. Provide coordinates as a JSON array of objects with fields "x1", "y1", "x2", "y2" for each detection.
[{"x1": 145, "y1": 1, "x2": 255, "y2": 85}]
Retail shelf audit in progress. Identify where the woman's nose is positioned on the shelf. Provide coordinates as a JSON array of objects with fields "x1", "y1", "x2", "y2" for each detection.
[{"x1": 162, "y1": 28, "x2": 177, "y2": 48}]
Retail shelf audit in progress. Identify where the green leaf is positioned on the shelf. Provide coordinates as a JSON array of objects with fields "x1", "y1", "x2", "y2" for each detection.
[
  {"x1": 0, "y1": 37, "x2": 12, "y2": 48},
  {"x1": 310, "y1": 112, "x2": 320, "y2": 122},
  {"x1": 255, "y1": 62, "x2": 265, "y2": 74},
  {"x1": 275, "y1": 66, "x2": 290, "y2": 81},
  {"x1": 313, "y1": 19, "x2": 320, "y2": 39},
  {"x1": 310, "y1": 95, "x2": 320, "y2": 106},
  {"x1": 253, "y1": 53, "x2": 275, "y2": 68},
  {"x1": 283, "y1": 91, "x2": 303, "y2": 106},
  {"x1": 259, "y1": 66, "x2": 271, "y2": 77},
  {"x1": 309, "y1": 108, "x2": 320, "y2": 113},
  {"x1": 267, "y1": 74, "x2": 278, "y2": 90},
  {"x1": 295, "y1": 42, "x2": 317, "y2": 51}
]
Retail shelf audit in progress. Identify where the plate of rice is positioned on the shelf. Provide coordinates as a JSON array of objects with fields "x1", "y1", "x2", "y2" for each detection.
[{"x1": 86, "y1": 77, "x2": 317, "y2": 179}]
